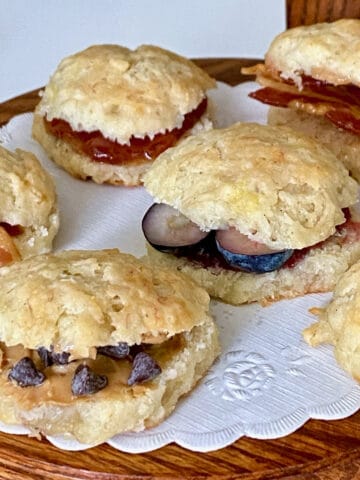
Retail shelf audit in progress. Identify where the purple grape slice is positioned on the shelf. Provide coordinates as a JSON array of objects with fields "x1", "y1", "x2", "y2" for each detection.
[{"x1": 142, "y1": 203, "x2": 209, "y2": 252}]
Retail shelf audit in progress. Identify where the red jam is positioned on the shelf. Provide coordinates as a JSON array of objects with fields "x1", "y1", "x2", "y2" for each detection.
[
  {"x1": 0, "y1": 223, "x2": 24, "y2": 236},
  {"x1": 44, "y1": 98, "x2": 208, "y2": 165}
]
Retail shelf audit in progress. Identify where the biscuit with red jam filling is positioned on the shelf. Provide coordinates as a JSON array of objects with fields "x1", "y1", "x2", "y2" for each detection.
[
  {"x1": 32, "y1": 44, "x2": 215, "y2": 186},
  {"x1": 0, "y1": 146, "x2": 59, "y2": 264}
]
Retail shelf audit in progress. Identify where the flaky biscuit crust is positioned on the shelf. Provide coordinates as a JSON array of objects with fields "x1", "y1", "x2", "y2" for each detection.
[
  {"x1": 0, "y1": 320, "x2": 219, "y2": 445},
  {"x1": 268, "y1": 107, "x2": 360, "y2": 183},
  {"x1": 0, "y1": 249, "x2": 211, "y2": 358},
  {"x1": 303, "y1": 261, "x2": 360, "y2": 381},
  {"x1": 265, "y1": 19, "x2": 360, "y2": 87},
  {"x1": 145, "y1": 235, "x2": 360, "y2": 306},
  {"x1": 32, "y1": 111, "x2": 213, "y2": 186},
  {"x1": 0, "y1": 146, "x2": 59, "y2": 258},
  {"x1": 37, "y1": 44, "x2": 215, "y2": 144},
  {"x1": 144, "y1": 122, "x2": 357, "y2": 250}
]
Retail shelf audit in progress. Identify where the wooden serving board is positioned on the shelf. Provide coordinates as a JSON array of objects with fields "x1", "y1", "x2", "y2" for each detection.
[{"x1": 0, "y1": 58, "x2": 359, "y2": 480}]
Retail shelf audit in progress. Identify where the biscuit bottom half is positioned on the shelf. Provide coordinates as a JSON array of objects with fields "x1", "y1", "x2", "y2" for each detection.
[
  {"x1": 0, "y1": 321, "x2": 219, "y2": 446},
  {"x1": 145, "y1": 233, "x2": 360, "y2": 305}
]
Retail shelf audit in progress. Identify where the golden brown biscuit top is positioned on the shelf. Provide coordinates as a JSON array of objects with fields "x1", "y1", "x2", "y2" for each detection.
[
  {"x1": 144, "y1": 122, "x2": 357, "y2": 250},
  {"x1": 265, "y1": 19, "x2": 360, "y2": 87},
  {"x1": 0, "y1": 146, "x2": 57, "y2": 228},
  {"x1": 37, "y1": 44, "x2": 215, "y2": 144},
  {"x1": 0, "y1": 249, "x2": 211, "y2": 358}
]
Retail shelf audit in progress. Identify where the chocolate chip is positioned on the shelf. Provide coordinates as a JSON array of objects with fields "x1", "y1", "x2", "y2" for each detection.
[
  {"x1": 129, "y1": 344, "x2": 144, "y2": 359},
  {"x1": 97, "y1": 342, "x2": 129, "y2": 359},
  {"x1": 71, "y1": 364, "x2": 108, "y2": 396},
  {"x1": 127, "y1": 352, "x2": 161, "y2": 386},
  {"x1": 38, "y1": 346, "x2": 70, "y2": 367},
  {"x1": 8, "y1": 357, "x2": 46, "y2": 387}
]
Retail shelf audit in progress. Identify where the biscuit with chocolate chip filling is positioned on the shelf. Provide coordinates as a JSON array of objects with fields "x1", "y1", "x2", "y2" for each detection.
[{"x1": 0, "y1": 249, "x2": 219, "y2": 445}]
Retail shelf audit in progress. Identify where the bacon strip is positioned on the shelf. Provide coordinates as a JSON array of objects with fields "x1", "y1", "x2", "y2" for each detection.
[{"x1": 245, "y1": 64, "x2": 360, "y2": 136}]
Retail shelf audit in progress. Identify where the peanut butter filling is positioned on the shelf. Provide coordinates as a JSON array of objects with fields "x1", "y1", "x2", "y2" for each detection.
[{"x1": 0, "y1": 334, "x2": 185, "y2": 409}]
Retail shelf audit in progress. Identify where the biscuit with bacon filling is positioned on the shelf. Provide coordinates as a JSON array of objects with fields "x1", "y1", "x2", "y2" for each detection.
[
  {"x1": 243, "y1": 19, "x2": 360, "y2": 181},
  {"x1": 32, "y1": 44, "x2": 215, "y2": 186}
]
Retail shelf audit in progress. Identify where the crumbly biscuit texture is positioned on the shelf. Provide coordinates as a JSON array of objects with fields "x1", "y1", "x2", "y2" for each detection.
[
  {"x1": 145, "y1": 233, "x2": 360, "y2": 306},
  {"x1": 303, "y1": 260, "x2": 360, "y2": 381},
  {"x1": 37, "y1": 44, "x2": 216, "y2": 144},
  {"x1": 32, "y1": 111, "x2": 213, "y2": 186},
  {"x1": 265, "y1": 19, "x2": 360, "y2": 87},
  {"x1": 0, "y1": 249, "x2": 211, "y2": 358},
  {"x1": 144, "y1": 122, "x2": 357, "y2": 250},
  {"x1": 0, "y1": 320, "x2": 219, "y2": 445},
  {"x1": 0, "y1": 146, "x2": 59, "y2": 257},
  {"x1": 268, "y1": 107, "x2": 360, "y2": 183}
]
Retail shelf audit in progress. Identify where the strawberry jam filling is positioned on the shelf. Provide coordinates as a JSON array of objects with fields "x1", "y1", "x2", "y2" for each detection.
[
  {"x1": 0, "y1": 223, "x2": 24, "y2": 236},
  {"x1": 44, "y1": 98, "x2": 208, "y2": 165}
]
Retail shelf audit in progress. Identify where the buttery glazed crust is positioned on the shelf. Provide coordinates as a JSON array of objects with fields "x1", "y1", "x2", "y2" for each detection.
[
  {"x1": 0, "y1": 249, "x2": 212, "y2": 358},
  {"x1": 265, "y1": 19, "x2": 360, "y2": 87},
  {"x1": 0, "y1": 146, "x2": 59, "y2": 258},
  {"x1": 268, "y1": 107, "x2": 360, "y2": 183},
  {"x1": 303, "y1": 260, "x2": 360, "y2": 381},
  {"x1": 145, "y1": 235, "x2": 360, "y2": 306},
  {"x1": 32, "y1": 111, "x2": 213, "y2": 186},
  {"x1": 0, "y1": 320, "x2": 219, "y2": 445},
  {"x1": 144, "y1": 122, "x2": 357, "y2": 250},
  {"x1": 36, "y1": 44, "x2": 216, "y2": 144}
]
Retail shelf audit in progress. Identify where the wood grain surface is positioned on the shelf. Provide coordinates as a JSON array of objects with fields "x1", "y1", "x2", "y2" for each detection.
[
  {"x1": 0, "y1": 57, "x2": 359, "y2": 479},
  {"x1": 287, "y1": 0, "x2": 360, "y2": 26}
]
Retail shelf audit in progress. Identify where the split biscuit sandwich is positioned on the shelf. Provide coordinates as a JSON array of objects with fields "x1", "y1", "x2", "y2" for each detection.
[
  {"x1": 142, "y1": 122, "x2": 360, "y2": 305},
  {"x1": 32, "y1": 44, "x2": 215, "y2": 186},
  {"x1": 0, "y1": 145, "x2": 59, "y2": 266},
  {"x1": 243, "y1": 19, "x2": 360, "y2": 182},
  {"x1": 304, "y1": 259, "x2": 360, "y2": 382},
  {"x1": 0, "y1": 249, "x2": 219, "y2": 445}
]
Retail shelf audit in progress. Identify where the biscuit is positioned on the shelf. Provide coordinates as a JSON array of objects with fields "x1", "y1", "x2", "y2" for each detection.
[
  {"x1": 33, "y1": 44, "x2": 215, "y2": 186},
  {"x1": 0, "y1": 146, "x2": 59, "y2": 261},
  {"x1": 268, "y1": 107, "x2": 360, "y2": 183},
  {"x1": 0, "y1": 249, "x2": 212, "y2": 357},
  {"x1": 0, "y1": 249, "x2": 219, "y2": 444},
  {"x1": 303, "y1": 260, "x2": 360, "y2": 381},
  {"x1": 143, "y1": 122, "x2": 357, "y2": 250},
  {"x1": 265, "y1": 20, "x2": 360, "y2": 88}
]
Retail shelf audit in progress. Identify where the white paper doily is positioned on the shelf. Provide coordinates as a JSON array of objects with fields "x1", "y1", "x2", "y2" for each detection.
[{"x1": 0, "y1": 82, "x2": 359, "y2": 452}]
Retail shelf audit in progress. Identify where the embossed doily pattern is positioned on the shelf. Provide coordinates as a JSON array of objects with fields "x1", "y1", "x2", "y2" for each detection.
[{"x1": 0, "y1": 82, "x2": 359, "y2": 453}]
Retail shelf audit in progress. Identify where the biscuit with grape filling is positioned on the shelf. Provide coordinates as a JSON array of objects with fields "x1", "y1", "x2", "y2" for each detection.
[{"x1": 142, "y1": 122, "x2": 360, "y2": 305}]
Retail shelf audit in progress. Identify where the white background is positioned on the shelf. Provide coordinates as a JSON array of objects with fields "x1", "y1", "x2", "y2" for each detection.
[{"x1": 0, "y1": 0, "x2": 285, "y2": 102}]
